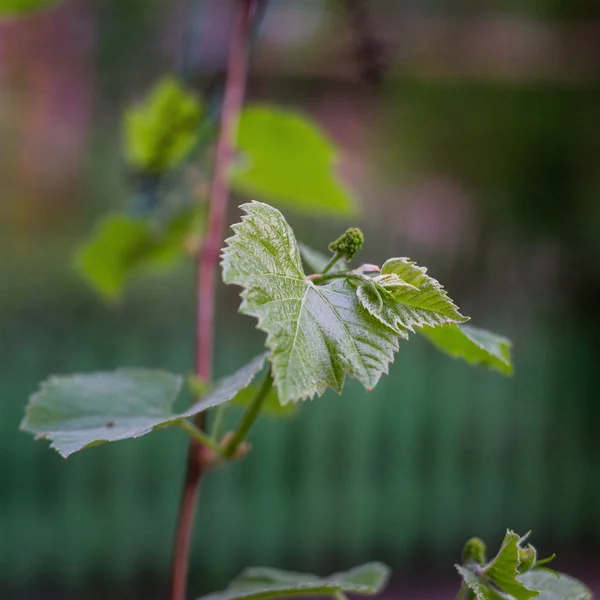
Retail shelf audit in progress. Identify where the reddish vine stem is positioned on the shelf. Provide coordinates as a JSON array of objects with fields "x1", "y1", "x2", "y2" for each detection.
[{"x1": 170, "y1": 3, "x2": 256, "y2": 600}]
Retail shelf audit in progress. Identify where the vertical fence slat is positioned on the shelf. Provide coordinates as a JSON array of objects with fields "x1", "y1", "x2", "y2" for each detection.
[
  {"x1": 374, "y1": 341, "x2": 429, "y2": 559},
  {"x1": 427, "y1": 354, "x2": 472, "y2": 558}
]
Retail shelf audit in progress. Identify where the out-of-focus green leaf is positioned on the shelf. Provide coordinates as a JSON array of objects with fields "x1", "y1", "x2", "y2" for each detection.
[
  {"x1": 0, "y1": 0, "x2": 60, "y2": 17},
  {"x1": 231, "y1": 385, "x2": 297, "y2": 418},
  {"x1": 124, "y1": 77, "x2": 203, "y2": 173},
  {"x1": 419, "y1": 323, "x2": 513, "y2": 375},
  {"x1": 74, "y1": 207, "x2": 203, "y2": 300},
  {"x1": 21, "y1": 354, "x2": 267, "y2": 458},
  {"x1": 232, "y1": 105, "x2": 356, "y2": 215},
  {"x1": 298, "y1": 243, "x2": 347, "y2": 274},
  {"x1": 75, "y1": 214, "x2": 149, "y2": 299},
  {"x1": 198, "y1": 563, "x2": 390, "y2": 600},
  {"x1": 518, "y1": 570, "x2": 592, "y2": 600}
]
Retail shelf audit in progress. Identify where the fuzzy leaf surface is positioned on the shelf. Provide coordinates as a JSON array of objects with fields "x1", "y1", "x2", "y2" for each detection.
[
  {"x1": 486, "y1": 531, "x2": 539, "y2": 600},
  {"x1": 419, "y1": 323, "x2": 513, "y2": 375},
  {"x1": 232, "y1": 106, "x2": 355, "y2": 215},
  {"x1": 222, "y1": 202, "x2": 398, "y2": 404},
  {"x1": 198, "y1": 563, "x2": 390, "y2": 600},
  {"x1": 21, "y1": 354, "x2": 267, "y2": 457},
  {"x1": 457, "y1": 531, "x2": 540, "y2": 600},
  {"x1": 124, "y1": 77, "x2": 203, "y2": 173},
  {"x1": 356, "y1": 258, "x2": 468, "y2": 335},
  {"x1": 456, "y1": 566, "x2": 504, "y2": 600},
  {"x1": 518, "y1": 571, "x2": 592, "y2": 600},
  {"x1": 75, "y1": 209, "x2": 202, "y2": 300}
]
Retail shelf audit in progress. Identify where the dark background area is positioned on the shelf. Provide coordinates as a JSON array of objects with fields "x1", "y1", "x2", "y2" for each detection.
[{"x1": 1, "y1": 0, "x2": 599, "y2": 598}]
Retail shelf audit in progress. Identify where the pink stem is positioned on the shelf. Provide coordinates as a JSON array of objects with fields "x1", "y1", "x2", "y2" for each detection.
[{"x1": 169, "y1": 3, "x2": 256, "y2": 600}]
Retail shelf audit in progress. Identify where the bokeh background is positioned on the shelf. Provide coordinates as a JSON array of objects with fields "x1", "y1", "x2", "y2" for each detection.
[{"x1": 1, "y1": 0, "x2": 599, "y2": 598}]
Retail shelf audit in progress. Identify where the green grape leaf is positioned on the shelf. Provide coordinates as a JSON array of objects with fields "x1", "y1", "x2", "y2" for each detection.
[
  {"x1": 457, "y1": 531, "x2": 541, "y2": 600},
  {"x1": 486, "y1": 532, "x2": 539, "y2": 600},
  {"x1": 124, "y1": 77, "x2": 203, "y2": 173},
  {"x1": 298, "y1": 243, "x2": 347, "y2": 274},
  {"x1": 518, "y1": 570, "x2": 592, "y2": 600},
  {"x1": 355, "y1": 258, "x2": 468, "y2": 336},
  {"x1": 21, "y1": 354, "x2": 267, "y2": 458},
  {"x1": 419, "y1": 323, "x2": 513, "y2": 375},
  {"x1": 231, "y1": 385, "x2": 297, "y2": 418},
  {"x1": 198, "y1": 563, "x2": 390, "y2": 600},
  {"x1": 456, "y1": 565, "x2": 504, "y2": 600},
  {"x1": 0, "y1": 0, "x2": 60, "y2": 16},
  {"x1": 232, "y1": 105, "x2": 356, "y2": 215},
  {"x1": 222, "y1": 202, "x2": 399, "y2": 404},
  {"x1": 74, "y1": 208, "x2": 203, "y2": 300}
]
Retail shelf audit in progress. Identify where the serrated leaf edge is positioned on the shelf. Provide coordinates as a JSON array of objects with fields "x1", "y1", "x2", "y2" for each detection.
[
  {"x1": 199, "y1": 562, "x2": 391, "y2": 600},
  {"x1": 222, "y1": 203, "x2": 399, "y2": 403}
]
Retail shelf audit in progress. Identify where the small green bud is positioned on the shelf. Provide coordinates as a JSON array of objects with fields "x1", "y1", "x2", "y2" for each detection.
[
  {"x1": 517, "y1": 544, "x2": 537, "y2": 573},
  {"x1": 462, "y1": 537, "x2": 487, "y2": 566},
  {"x1": 328, "y1": 228, "x2": 364, "y2": 261},
  {"x1": 187, "y1": 375, "x2": 209, "y2": 398}
]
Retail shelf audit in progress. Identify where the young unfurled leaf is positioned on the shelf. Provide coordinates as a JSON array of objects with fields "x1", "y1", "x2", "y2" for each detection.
[
  {"x1": 0, "y1": 0, "x2": 61, "y2": 16},
  {"x1": 222, "y1": 202, "x2": 399, "y2": 404},
  {"x1": 21, "y1": 354, "x2": 267, "y2": 458},
  {"x1": 518, "y1": 570, "x2": 592, "y2": 600},
  {"x1": 232, "y1": 105, "x2": 356, "y2": 215},
  {"x1": 354, "y1": 264, "x2": 512, "y2": 377},
  {"x1": 124, "y1": 77, "x2": 203, "y2": 173},
  {"x1": 419, "y1": 323, "x2": 513, "y2": 375},
  {"x1": 485, "y1": 531, "x2": 539, "y2": 600},
  {"x1": 355, "y1": 258, "x2": 468, "y2": 335},
  {"x1": 198, "y1": 562, "x2": 390, "y2": 600},
  {"x1": 455, "y1": 531, "x2": 587, "y2": 600},
  {"x1": 456, "y1": 565, "x2": 498, "y2": 600},
  {"x1": 74, "y1": 208, "x2": 203, "y2": 300}
]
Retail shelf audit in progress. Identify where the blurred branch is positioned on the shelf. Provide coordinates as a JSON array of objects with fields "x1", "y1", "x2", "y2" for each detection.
[
  {"x1": 344, "y1": 0, "x2": 387, "y2": 86},
  {"x1": 249, "y1": 13, "x2": 600, "y2": 84},
  {"x1": 169, "y1": 2, "x2": 257, "y2": 600}
]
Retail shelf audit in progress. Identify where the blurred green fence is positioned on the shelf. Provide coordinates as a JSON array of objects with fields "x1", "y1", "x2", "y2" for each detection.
[{"x1": 1, "y1": 292, "x2": 597, "y2": 592}]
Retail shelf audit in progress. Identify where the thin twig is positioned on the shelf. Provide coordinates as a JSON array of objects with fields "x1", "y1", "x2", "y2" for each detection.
[
  {"x1": 321, "y1": 251, "x2": 344, "y2": 275},
  {"x1": 223, "y1": 368, "x2": 273, "y2": 458},
  {"x1": 178, "y1": 420, "x2": 224, "y2": 456},
  {"x1": 196, "y1": 0, "x2": 256, "y2": 382},
  {"x1": 344, "y1": 0, "x2": 387, "y2": 86},
  {"x1": 209, "y1": 403, "x2": 228, "y2": 440},
  {"x1": 169, "y1": 2, "x2": 257, "y2": 600}
]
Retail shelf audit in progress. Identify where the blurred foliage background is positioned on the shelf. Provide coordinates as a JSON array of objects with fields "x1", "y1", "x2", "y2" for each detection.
[{"x1": 1, "y1": 0, "x2": 599, "y2": 598}]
